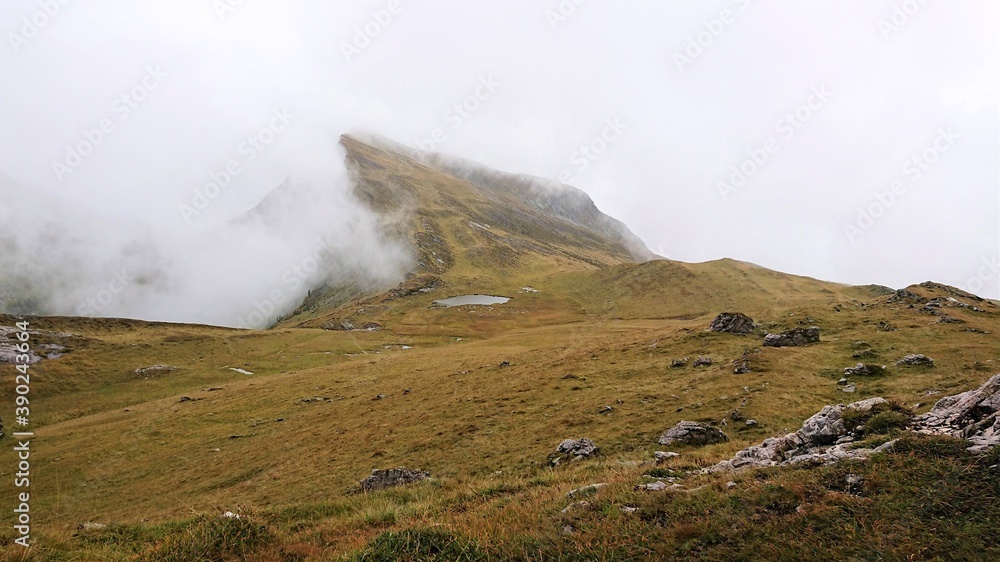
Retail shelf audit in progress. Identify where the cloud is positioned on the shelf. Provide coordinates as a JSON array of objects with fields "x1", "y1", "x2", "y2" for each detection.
[{"x1": 0, "y1": 0, "x2": 997, "y2": 322}]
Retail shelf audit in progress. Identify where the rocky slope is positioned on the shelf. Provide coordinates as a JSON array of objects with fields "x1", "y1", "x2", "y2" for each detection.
[{"x1": 710, "y1": 374, "x2": 1000, "y2": 472}]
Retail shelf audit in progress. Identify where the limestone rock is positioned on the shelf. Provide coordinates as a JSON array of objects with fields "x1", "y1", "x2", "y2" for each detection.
[
  {"x1": 843, "y1": 363, "x2": 886, "y2": 377},
  {"x1": 712, "y1": 376, "x2": 1000, "y2": 472},
  {"x1": 763, "y1": 327, "x2": 821, "y2": 347},
  {"x1": 636, "y1": 480, "x2": 668, "y2": 492},
  {"x1": 897, "y1": 354, "x2": 934, "y2": 367},
  {"x1": 709, "y1": 397, "x2": 888, "y2": 472},
  {"x1": 658, "y1": 421, "x2": 728, "y2": 447},
  {"x1": 710, "y1": 313, "x2": 756, "y2": 335},
  {"x1": 912, "y1": 374, "x2": 1000, "y2": 453},
  {"x1": 549, "y1": 438, "x2": 599, "y2": 465}
]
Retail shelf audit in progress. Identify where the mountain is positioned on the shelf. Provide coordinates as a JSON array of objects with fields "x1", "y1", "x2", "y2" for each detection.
[
  {"x1": 1, "y1": 136, "x2": 999, "y2": 560},
  {"x1": 277, "y1": 135, "x2": 861, "y2": 331},
  {"x1": 273, "y1": 134, "x2": 656, "y2": 329}
]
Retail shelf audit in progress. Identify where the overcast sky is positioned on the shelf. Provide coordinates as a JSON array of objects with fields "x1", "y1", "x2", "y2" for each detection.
[{"x1": 1, "y1": 1, "x2": 998, "y2": 326}]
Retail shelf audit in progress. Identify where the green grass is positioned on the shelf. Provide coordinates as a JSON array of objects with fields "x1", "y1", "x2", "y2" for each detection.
[{"x1": 16, "y1": 435, "x2": 997, "y2": 561}]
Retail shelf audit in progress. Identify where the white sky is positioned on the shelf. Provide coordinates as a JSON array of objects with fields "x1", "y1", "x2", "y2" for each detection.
[{"x1": 1, "y1": 0, "x2": 998, "y2": 321}]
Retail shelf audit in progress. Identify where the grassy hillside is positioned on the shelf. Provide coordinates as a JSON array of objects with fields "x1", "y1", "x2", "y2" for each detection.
[
  {"x1": 1, "y1": 138, "x2": 998, "y2": 560},
  {"x1": 2, "y1": 278, "x2": 998, "y2": 560}
]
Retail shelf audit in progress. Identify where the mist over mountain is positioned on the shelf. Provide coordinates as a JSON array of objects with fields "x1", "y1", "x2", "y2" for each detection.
[
  {"x1": 0, "y1": 152, "x2": 413, "y2": 328},
  {"x1": 1, "y1": 134, "x2": 659, "y2": 328},
  {"x1": 1, "y1": 1, "x2": 995, "y2": 312}
]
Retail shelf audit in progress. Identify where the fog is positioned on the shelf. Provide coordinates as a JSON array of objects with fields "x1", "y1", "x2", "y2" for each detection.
[{"x1": 1, "y1": 1, "x2": 997, "y2": 327}]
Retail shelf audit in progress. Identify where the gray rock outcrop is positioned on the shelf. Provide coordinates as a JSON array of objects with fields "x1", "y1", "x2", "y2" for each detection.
[
  {"x1": 710, "y1": 313, "x2": 756, "y2": 335},
  {"x1": 762, "y1": 327, "x2": 821, "y2": 347},
  {"x1": 659, "y1": 421, "x2": 728, "y2": 447},
  {"x1": 134, "y1": 365, "x2": 178, "y2": 378},
  {"x1": 710, "y1": 397, "x2": 890, "y2": 472},
  {"x1": 549, "y1": 438, "x2": 599, "y2": 465},
  {"x1": 843, "y1": 363, "x2": 886, "y2": 377},
  {"x1": 911, "y1": 374, "x2": 1000, "y2": 453},
  {"x1": 897, "y1": 354, "x2": 934, "y2": 367},
  {"x1": 0, "y1": 326, "x2": 75, "y2": 365},
  {"x1": 712, "y1": 375, "x2": 1000, "y2": 472},
  {"x1": 360, "y1": 468, "x2": 430, "y2": 492}
]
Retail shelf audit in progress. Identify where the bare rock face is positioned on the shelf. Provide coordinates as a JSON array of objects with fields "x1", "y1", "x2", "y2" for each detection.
[
  {"x1": 360, "y1": 468, "x2": 430, "y2": 492},
  {"x1": 710, "y1": 397, "x2": 889, "y2": 472},
  {"x1": 659, "y1": 421, "x2": 728, "y2": 447},
  {"x1": 763, "y1": 327, "x2": 821, "y2": 347},
  {"x1": 912, "y1": 374, "x2": 1000, "y2": 453},
  {"x1": 710, "y1": 313, "x2": 756, "y2": 335},
  {"x1": 549, "y1": 438, "x2": 599, "y2": 465}
]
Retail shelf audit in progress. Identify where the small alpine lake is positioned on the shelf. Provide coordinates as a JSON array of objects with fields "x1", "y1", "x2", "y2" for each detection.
[{"x1": 432, "y1": 295, "x2": 511, "y2": 308}]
